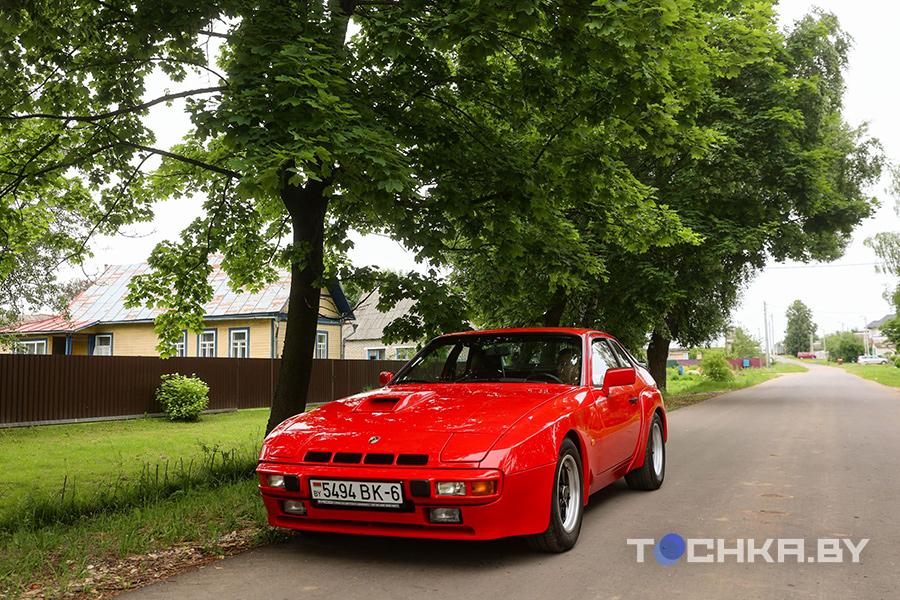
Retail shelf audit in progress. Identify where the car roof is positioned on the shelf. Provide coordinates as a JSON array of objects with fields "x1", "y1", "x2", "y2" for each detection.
[{"x1": 440, "y1": 327, "x2": 611, "y2": 338}]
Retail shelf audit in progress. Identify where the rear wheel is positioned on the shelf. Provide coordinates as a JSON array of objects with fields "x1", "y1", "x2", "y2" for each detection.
[
  {"x1": 625, "y1": 413, "x2": 665, "y2": 491},
  {"x1": 527, "y1": 438, "x2": 583, "y2": 553}
]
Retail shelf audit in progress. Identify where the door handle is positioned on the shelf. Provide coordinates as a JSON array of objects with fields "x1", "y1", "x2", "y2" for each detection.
[{"x1": 628, "y1": 397, "x2": 638, "y2": 405}]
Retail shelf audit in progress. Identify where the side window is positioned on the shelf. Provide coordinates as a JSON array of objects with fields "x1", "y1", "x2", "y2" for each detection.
[
  {"x1": 591, "y1": 339, "x2": 621, "y2": 386},
  {"x1": 608, "y1": 339, "x2": 633, "y2": 368}
]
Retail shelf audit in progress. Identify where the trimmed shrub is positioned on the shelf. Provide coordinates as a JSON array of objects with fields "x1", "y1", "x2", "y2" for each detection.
[
  {"x1": 700, "y1": 351, "x2": 734, "y2": 382},
  {"x1": 156, "y1": 373, "x2": 209, "y2": 421}
]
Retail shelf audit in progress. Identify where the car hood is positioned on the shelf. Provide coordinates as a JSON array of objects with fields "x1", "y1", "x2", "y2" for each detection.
[{"x1": 261, "y1": 383, "x2": 575, "y2": 464}]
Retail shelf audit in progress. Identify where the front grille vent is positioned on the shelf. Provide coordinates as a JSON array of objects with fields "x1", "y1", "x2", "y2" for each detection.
[
  {"x1": 303, "y1": 451, "x2": 332, "y2": 463},
  {"x1": 332, "y1": 452, "x2": 363, "y2": 464},
  {"x1": 396, "y1": 454, "x2": 429, "y2": 466},
  {"x1": 363, "y1": 453, "x2": 395, "y2": 465},
  {"x1": 302, "y1": 451, "x2": 428, "y2": 466}
]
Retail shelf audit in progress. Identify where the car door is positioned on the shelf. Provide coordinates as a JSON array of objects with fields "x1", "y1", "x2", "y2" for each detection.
[{"x1": 589, "y1": 338, "x2": 640, "y2": 469}]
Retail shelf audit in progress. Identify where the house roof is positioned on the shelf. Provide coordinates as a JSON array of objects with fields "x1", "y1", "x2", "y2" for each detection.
[
  {"x1": 345, "y1": 288, "x2": 415, "y2": 343},
  {"x1": 5, "y1": 259, "x2": 352, "y2": 335},
  {"x1": 867, "y1": 314, "x2": 895, "y2": 329}
]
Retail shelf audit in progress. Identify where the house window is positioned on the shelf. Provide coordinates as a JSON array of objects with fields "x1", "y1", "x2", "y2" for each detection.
[
  {"x1": 367, "y1": 348, "x2": 386, "y2": 360},
  {"x1": 229, "y1": 328, "x2": 249, "y2": 358},
  {"x1": 14, "y1": 339, "x2": 47, "y2": 354},
  {"x1": 174, "y1": 330, "x2": 187, "y2": 357},
  {"x1": 395, "y1": 347, "x2": 415, "y2": 360},
  {"x1": 93, "y1": 334, "x2": 113, "y2": 356},
  {"x1": 315, "y1": 331, "x2": 328, "y2": 359},
  {"x1": 198, "y1": 329, "x2": 217, "y2": 357}
]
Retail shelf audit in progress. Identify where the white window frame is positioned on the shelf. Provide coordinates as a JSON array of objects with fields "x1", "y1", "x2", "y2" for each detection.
[
  {"x1": 229, "y1": 328, "x2": 250, "y2": 358},
  {"x1": 366, "y1": 347, "x2": 386, "y2": 360},
  {"x1": 173, "y1": 330, "x2": 187, "y2": 357},
  {"x1": 198, "y1": 329, "x2": 217, "y2": 357},
  {"x1": 314, "y1": 331, "x2": 328, "y2": 359},
  {"x1": 93, "y1": 334, "x2": 113, "y2": 356},
  {"x1": 14, "y1": 339, "x2": 47, "y2": 355}
]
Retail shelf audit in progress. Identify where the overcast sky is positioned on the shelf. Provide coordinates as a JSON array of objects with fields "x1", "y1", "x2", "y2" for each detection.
[{"x1": 74, "y1": 1, "x2": 899, "y2": 344}]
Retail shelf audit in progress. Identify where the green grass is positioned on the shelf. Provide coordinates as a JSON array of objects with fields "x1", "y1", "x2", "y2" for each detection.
[
  {"x1": 0, "y1": 409, "x2": 269, "y2": 511},
  {"x1": 664, "y1": 361, "x2": 808, "y2": 410},
  {"x1": 0, "y1": 478, "x2": 273, "y2": 598},
  {"x1": 838, "y1": 363, "x2": 900, "y2": 388},
  {"x1": 0, "y1": 410, "x2": 277, "y2": 597}
]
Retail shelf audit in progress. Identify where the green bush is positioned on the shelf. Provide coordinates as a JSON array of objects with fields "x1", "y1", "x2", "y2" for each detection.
[
  {"x1": 156, "y1": 373, "x2": 209, "y2": 421},
  {"x1": 700, "y1": 351, "x2": 734, "y2": 382},
  {"x1": 892, "y1": 355, "x2": 900, "y2": 369},
  {"x1": 825, "y1": 331, "x2": 865, "y2": 363}
]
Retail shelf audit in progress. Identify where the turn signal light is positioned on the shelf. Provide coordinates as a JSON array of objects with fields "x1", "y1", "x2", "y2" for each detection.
[{"x1": 470, "y1": 481, "x2": 498, "y2": 496}]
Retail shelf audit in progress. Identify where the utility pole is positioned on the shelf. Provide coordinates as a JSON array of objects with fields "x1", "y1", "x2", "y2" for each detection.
[{"x1": 763, "y1": 302, "x2": 771, "y2": 366}]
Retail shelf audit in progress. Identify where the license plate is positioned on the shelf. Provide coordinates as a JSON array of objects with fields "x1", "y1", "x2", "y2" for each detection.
[{"x1": 309, "y1": 479, "x2": 404, "y2": 508}]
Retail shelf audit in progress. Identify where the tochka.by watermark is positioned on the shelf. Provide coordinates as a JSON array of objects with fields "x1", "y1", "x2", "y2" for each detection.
[{"x1": 628, "y1": 533, "x2": 869, "y2": 565}]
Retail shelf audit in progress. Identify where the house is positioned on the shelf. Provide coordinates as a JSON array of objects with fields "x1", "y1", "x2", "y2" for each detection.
[
  {"x1": 2, "y1": 260, "x2": 353, "y2": 359},
  {"x1": 865, "y1": 314, "x2": 896, "y2": 356},
  {"x1": 342, "y1": 289, "x2": 418, "y2": 360}
]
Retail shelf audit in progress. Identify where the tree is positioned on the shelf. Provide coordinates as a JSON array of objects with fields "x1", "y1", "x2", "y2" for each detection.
[
  {"x1": 1, "y1": 1, "x2": 724, "y2": 432},
  {"x1": 728, "y1": 327, "x2": 762, "y2": 359},
  {"x1": 825, "y1": 331, "x2": 864, "y2": 363},
  {"x1": 567, "y1": 9, "x2": 878, "y2": 387},
  {"x1": 420, "y1": 6, "x2": 881, "y2": 389},
  {"x1": 784, "y1": 300, "x2": 817, "y2": 356}
]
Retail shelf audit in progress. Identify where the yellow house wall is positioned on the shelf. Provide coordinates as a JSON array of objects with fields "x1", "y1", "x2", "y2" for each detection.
[{"x1": 8, "y1": 288, "x2": 345, "y2": 358}]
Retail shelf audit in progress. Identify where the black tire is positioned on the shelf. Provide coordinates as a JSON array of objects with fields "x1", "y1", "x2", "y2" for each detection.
[
  {"x1": 625, "y1": 413, "x2": 665, "y2": 491},
  {"x1": 527, "y1": 438, "x2": 584, "y2": 553}
]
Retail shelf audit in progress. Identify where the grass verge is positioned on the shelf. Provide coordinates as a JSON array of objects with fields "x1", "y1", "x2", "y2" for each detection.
[
  {"x1": 835, "y1": 363, "x2": 900, "y2": 388},
  {"x1": 664, "y1": 361, "x2": 808, "y2": 410},
  {"x1": 0, "y1": 478, "x2": 275, "y2": 598},
  {"x1": 0, "y1": 409, "x2": 269, "y2": 512}
]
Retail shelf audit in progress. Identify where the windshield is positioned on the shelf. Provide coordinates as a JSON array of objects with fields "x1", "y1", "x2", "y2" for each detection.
[{"x1": 392, "y1": 333, "x2": 582, "y2": 385}]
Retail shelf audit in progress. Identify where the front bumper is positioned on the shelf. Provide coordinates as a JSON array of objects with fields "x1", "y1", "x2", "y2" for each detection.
[{"x1": 257, "y1": 462, "x2": 555, "y2": 540}]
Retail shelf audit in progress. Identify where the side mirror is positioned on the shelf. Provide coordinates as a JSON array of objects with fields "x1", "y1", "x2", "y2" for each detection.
[
  {"x1": 379, "y1": 371, "x2": 394, "y2": 386},
  {"x1": 603, "y1": 367, "x2": 636, "y2": 394}
]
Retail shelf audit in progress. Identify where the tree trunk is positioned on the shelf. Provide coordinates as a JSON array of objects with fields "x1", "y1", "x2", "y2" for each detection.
[
  {"x1": 266, "y1": 179, "x2": 329, "y2": 434},
  {"x1": 542, "y1": 289, "x2": 567, "y2": 327},
  {"x1": 647, "y1": 329, "x2": 671, "y2": 392},
  {"x1": 265, "y1": 3, "x2": 355, "y2": 435}
]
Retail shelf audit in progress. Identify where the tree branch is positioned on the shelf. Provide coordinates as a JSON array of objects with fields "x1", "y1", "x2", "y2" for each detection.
[
  {"x1": 119, "y1": 142, "x2": 241, "y2": 179},
  {"x1": 1, "y1": 86, "x2": 226, "y2": 123}
]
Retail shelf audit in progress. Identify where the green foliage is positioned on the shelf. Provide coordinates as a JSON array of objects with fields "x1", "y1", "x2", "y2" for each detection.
[
  {"x1": 700, "y1": 351, "x2": 734, "y2": 382},
  {"x1": 882, "y1": 317, "x2": 900, "y2": 348},
  {"x1": 825, "y1": 331, "x2": 865, "y2": 363},
  {"x1": 156, "y1": 374, "x2": 209, "y2": 422},
  {"x1": 728, "y1": 327, "x2": 762, "y2": 358},
  {"x1": 784, "y1": 300, "x2": 817, "y2": 357}
]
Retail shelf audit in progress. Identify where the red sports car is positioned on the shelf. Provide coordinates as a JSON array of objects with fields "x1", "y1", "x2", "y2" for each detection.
[{"x1": 257, "y1": 328, "x2": 667, "y2": 552}]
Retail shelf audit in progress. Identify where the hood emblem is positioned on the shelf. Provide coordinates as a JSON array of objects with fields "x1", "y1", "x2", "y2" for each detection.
[{"x1": 368, "y1": 436, "x2": 381, "y2": 444}]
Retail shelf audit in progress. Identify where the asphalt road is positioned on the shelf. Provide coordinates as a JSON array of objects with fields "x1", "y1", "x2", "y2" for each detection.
[{"x1": 128, "y1": 362, "x2": 900, "y2": 600}]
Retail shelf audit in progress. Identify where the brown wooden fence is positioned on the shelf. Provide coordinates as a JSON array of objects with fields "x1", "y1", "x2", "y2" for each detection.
[{"x1": 0, "y1": 355, "x2": 407, "y2": 427}]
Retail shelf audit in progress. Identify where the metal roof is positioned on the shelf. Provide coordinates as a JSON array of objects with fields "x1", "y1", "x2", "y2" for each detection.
[
  {"x1": 345, "y1": 288, "x2": 416, "y2": 342},
  {"x1": 5, "y1": 258, "x2": 351, "y2": 335}
]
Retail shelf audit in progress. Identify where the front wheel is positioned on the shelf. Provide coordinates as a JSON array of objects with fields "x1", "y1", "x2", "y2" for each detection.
[
  {"x1": 625, "y1": 413, "x2": 665, "y2": 491},
  {"x1": 527, "y1": 438, "x2": 583, "y2": 553}
]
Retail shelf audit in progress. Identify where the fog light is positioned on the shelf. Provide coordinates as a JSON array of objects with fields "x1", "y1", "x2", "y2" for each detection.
[
  {"x1": 436, "y1": 481, "x2": 466, "y2": 496},
  {"x1": 428, "y1": 507, "x2": 461, "y2": 524},
  {"x1": 267, "y1": 474, "x2": 286, "y2": 488},
  {"x1": 283, "y1": 500, "x2": 307, "y2": 515},
  {"x1": 470, "y1": 480, "x2": 497, "y2": 496}
]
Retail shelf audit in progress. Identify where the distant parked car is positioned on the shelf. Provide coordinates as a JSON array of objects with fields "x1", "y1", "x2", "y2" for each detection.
[
  {"x1": 857, "y1": 355, "x2": 890, "y2": 365},
  {"x1": 796, "y1": 352, "x2": 816, "y2": 359}
]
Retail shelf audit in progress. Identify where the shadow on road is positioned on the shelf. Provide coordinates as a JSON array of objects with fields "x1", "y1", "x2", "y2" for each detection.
[{"x1": 273, "y1": 478, "x2": 633, "y2": 569}]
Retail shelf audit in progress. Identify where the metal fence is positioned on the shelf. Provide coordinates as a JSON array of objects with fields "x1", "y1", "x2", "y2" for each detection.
[{"x1": 0, "y1": 355, "x2": 407, "y2": 427}]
